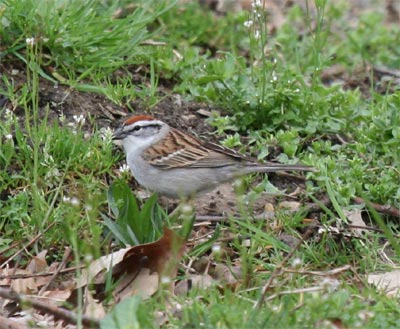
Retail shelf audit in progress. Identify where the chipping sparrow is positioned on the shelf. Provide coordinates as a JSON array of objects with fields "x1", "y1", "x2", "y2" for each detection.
[{"x1": 113, "y1": 115, "x2": 313, "y2": 198}]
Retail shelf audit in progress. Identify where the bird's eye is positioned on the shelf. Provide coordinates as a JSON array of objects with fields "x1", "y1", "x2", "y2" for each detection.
[{"x1": 132, "y1": 126, "x2": 142, "y2": 132}]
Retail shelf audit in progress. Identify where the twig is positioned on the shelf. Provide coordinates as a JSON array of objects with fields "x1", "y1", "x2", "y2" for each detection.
[
  {"x1": 347, "y1": 224, "x2": 400, "y2": 237},
  {"x1": 274, "y1": 171, "x2": 308, "y2": 181},
  {"x1": 0, "y1": 265, "x2": 85, "y2": 280},
  {"x1": 255, "y1": 226, "x2": 315, "y2": 309},
  {"x1": 264, "y1": 286, "x2": 324, "y2": 302},
  {"x1": 303, "y1": 196, "x2": 331, "y2": 213},
  {"x1": 1, "y1": 223, "x2": 56, "y2": 269},
  {"x1": 195, "y1": 212, "x2": 276, "y2": 223},
  {"x1": 0, "y1": 241, "x2": 21, "y2": 258},
  {"x1": 373, "y1": 65, "x2": 400, "y2": 78},
  {"x1": 39, "y1": 247, "x2": 72, "y2": 295},
  {"x1": 0, "y1": 287, "x2": 99, "y2": 328},
  {"x1": 353, "y1": 196, "x2": 400, "y2": 218},
  {"x1": 282, "y1": 265, "x2": 351, "y2": 276},
  {"x1": 335, "y1": 133, "x2": 349, "y2": 145}
]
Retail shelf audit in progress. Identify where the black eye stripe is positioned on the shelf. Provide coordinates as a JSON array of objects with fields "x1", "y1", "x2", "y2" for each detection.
[{"x1": 126, "y1": 123, "x2": 161, "y2": 133}]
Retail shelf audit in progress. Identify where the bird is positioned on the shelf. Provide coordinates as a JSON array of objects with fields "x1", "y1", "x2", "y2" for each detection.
[{"x1": 112, "y1": 115, "x2": 313, "y2": 199}]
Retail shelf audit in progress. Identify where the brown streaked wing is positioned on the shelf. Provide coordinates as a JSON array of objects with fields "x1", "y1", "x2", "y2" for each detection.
[
  {"x1": 143, "y1": 129, "x2": 250, "y2": 169},
  {"x1": 143, "y1": 129, "x2": 210, "y2": 169}
]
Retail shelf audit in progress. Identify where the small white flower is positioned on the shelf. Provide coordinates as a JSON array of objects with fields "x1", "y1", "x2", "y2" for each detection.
[
  {"x1": 295, "y1": 88, "x2": 300, "y2": 93},
  {"x1": 4, "y1": 108, "x2": 14, "y2": 123},
  {"x1": 70, "y1": 197, "x2": 80, "y2": 206},
  {"x1": 160, "y1": 276, "x2": 171, "y2": 284},
  {"x1": 26, "y1": 37, "x2": 35, "y2": 47},
  {"x1": 180, "y1": 203, "x2": 194, "y2": 216},
  {"x1": 244, "y1": 20, "x2": 253, "y2": 28},
  {"x1": 5, "y1": 134, "x2": 12, "y2": 140},
  {"x1": 99, "y1": 127, "x2": 113, "y2": 141},
  {"x1": 62, "y1": 196, "x2": 71, "y2": 203},
  {"x1": 254, "y1": 30, "x2": 260, "y2": 39},
  {"x1": 84, "y1": 254, "x2": 93, "y2": 262},
  {"x1": 252, "y1": 0, "x2": 262, "y2": 9},
  {"x1": 291, "y1": 257, "x2": 302, "y2": 268},
  {"x1": 212, "y1": 244, "x2": 221, "y2": 254},
  {"x1": 119, "y1": 164, "x2": 130, "y2": 173},
  {"x1": 73, "y1": 114, "x2": 86, "y2": 125}
]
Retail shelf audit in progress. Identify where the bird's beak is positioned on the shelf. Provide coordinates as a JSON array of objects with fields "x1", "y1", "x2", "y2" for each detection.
[{"x1": 112, "y1": 127, "x2": 125, "y2": 141}]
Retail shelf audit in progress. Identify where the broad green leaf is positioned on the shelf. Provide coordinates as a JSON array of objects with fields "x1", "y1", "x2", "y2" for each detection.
[{"x1": 100, "y1": 296, "x2": 141, "y2": 329}]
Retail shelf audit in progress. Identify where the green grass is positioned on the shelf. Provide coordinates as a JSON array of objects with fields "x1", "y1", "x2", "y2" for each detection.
[{"x1": 0, "y1": 0, "x2": 399, "y2": 327}]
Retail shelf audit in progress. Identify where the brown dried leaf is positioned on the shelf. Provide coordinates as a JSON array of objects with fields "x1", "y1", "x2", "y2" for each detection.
[
  {"x1": 78, "y1": 247, "x2": 131, "y2": 288},
  {"x1": 112, "y1": 227, "x2": 185, "y2": 280},
  {"x1": 10, "y1": 276, "x2": 37, "y2": 294},
  {"x1": 174, "y1": 274, "x2": 215, "y2": 295},
  {"x1": 278, "y1": 201, "x2": 301, "y2": 212},
  {"x1": 77, "y1": 227, "x2": 185, "y2": 304},
  {"x1": 367, "y1": 270, "x2": 400, "y2": 296},
  {"x1": 211, "y1": 264, "x2": 242, "y2": 285},
  {"x1": 26, "y1": 250, "x2": 48, "y2": 273},
  {"x1": 113, "y1": 268, "x2": 159, "y2": 302},
  {"x1": 83, "y1": 287, "x2": 106, "y2": 319},
  {"x1": 38, "y1": 289, "x2": 72, "y2": 305},
  {"x1": 344, "y1": 209, "x2": 366, "y2": 237}
]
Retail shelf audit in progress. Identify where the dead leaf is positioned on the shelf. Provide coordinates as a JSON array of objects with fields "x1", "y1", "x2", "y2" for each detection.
[
  {"x1": 344, "y1": 209, "x2": 367, "y2": 236},
  {"x1": 10, "y1": 275, "x2": 37, "y2": 295},
  {"x1": 174, "y1": 274, "x2": 215, "y2": 295},
  {"x1": 111, "y1": 227, "x2": 185, "y2": 280},
  {"x1": 278, "y1": 201, "x2": 301, "y2": 212},
  {"x1": 76, "y1": 227, "x2": 185, "y2": 304},
  {"x1": 367, "y1": 270, "x2": 400, "y2": 296},
  {"x1": 78, "y1": 247, "x2": 131, "y2": 288},
  {"x1": 113, "y1": 268, "x2": 159, "y2": 302},
  {"x1": 211, "y1": 264, "x2": 241, "y2": 285},
  {"x1": 84, "y1": 287, "x2": 106, "y2": 319},
  {"x1": 264, "y1": 202, "x2": 275, "y2": 212},
  {"x1": 38, "y1": 289, "x2": 72, "y2": 306},
  {"x1": 26, "y1": 250, "x2": 48, "y2": 273}
]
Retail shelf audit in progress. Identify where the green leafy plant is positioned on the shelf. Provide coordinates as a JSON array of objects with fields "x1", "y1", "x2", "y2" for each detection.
[
  {"x1": 104, "y1": 180, "x2": 165, "y2": 246},
  {"x1": 100, "y1": 295, "x2": 153, "y2": 329}
]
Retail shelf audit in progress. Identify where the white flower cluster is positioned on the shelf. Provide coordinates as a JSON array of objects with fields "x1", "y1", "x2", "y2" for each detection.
[
  {"x1": 26, "y1": 37, "x2": 35, "y2": 47},
  {"x1": 73, "y1": 114, "x2": 86, "y2": 125},
  {"x1": 119, "y1": 163, "x2": 130, "y2": 174},
  {"x1": 62, "y1": 196, "x2": 80, "y2": 206},
  {"x1": 99, "y1": 127, "x2": 113, "y2": 142}
]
